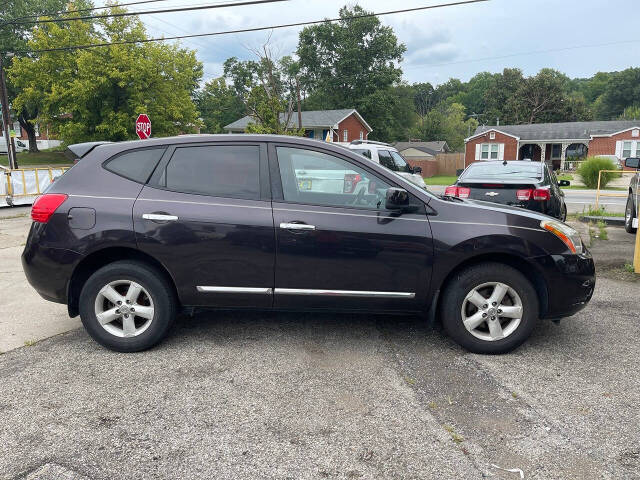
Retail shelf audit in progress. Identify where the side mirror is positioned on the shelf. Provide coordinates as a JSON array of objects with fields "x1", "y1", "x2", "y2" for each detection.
[
  {"x1": 625, "y1": 158, "x2": 640, "y2": 169},
  {"x1": 412, "y1": 166, "x2": 422, "y2": 174},
  {"x1": 558, "y1": 180, "x2": 570, "y2": 187},
  {"x1": 385, "y1": 188, "x2": 410, "y2": 210}
]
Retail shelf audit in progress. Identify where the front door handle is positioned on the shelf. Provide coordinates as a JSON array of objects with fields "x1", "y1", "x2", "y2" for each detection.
[
  {"x1": 143, "y1": 213, "x2": 179, "y2": 222},
  {"x1": 280, "y1": 222, "x2": 315, "y2": 231}
]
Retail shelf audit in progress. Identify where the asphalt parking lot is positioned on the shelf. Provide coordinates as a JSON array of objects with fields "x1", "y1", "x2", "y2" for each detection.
[{"x1": 1, "y1": 208, "x2": 639, "y2": 479}]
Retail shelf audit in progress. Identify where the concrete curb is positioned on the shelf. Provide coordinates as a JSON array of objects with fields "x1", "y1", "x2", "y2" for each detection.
[{"x1": 578, "y1": 215, "x2": 625, "y2": 226}]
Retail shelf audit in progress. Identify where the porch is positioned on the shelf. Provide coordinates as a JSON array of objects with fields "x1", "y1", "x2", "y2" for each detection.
[{"x1": 517, "y1": 142, "x2": 588, "y2": 170}]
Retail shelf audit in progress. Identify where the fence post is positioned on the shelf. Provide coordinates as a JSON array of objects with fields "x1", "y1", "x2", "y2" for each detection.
[{"x1": 595, "y1": 170, "x2": 602, "y2": 210}]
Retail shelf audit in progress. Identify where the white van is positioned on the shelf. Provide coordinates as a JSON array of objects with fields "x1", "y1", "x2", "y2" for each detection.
[
  {"x1": 346, "y1": 140, "x2": 428, "y2": 189},
  {"x1": 0, "y1": 137, "x2": 28, "y2": 154}
]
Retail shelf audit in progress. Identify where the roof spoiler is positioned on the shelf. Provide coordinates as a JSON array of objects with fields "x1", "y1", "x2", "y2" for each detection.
[{"x1": 64, "y1": 141, "x2": 111, "y2": 161}]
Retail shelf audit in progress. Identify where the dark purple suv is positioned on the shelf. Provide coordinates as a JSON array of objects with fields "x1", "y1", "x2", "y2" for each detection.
[{"x1": 22, "y1": 135, "x2": 595, "y2": 354}]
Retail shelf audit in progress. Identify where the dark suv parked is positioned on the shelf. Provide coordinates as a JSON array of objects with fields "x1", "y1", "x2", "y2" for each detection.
[{"x1": 23, "y1": 135, "x2": 595, "y2": 354}]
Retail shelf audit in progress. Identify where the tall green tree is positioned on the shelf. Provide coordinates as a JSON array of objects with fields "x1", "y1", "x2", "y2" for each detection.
[
  {"x1": 410, "y1": 103, "x2": 477, "y2": 151},
  {"x1": 1, "y1": 0, "x2": 79, "y2": 151},
  {"x1": 596, "y1": 68, "x2": 640, "y2": 120},
  {"x1": 297, "y1": 5, "x2": 406, "y2": 141},
  {"x1": 9, "y1": 6, "x2": 202, "y2": 144},
  {"x1": 196, "y1": 77, "x2": 245, "y2": 133}
]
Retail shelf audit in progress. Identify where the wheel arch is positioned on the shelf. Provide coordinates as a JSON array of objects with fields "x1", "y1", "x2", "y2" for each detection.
[
  {"x1": 434, "y1": 253, "x2": 549, "y2": 322},
  {"x1": 67, "y1": 247, "x2": 179, "y2": 317}
]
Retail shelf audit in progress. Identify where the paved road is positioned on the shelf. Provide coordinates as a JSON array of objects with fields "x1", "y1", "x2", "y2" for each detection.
[{"x1": 427, "y1": 186, "x2": 627, "y2": 213}]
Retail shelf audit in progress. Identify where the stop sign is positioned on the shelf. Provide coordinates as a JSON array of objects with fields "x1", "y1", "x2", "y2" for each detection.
[{"x1": 136, "y1": 114, "x2": 151, "y2": 139}]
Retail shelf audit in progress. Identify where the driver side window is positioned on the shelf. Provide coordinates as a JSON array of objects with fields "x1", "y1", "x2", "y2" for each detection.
[{"x1": 276, "y1": 146, "x2": 391, "y2": 210}]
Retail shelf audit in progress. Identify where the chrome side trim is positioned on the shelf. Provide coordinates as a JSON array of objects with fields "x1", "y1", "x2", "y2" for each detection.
[
  {"x1": 274, "y1": 288, "x2": 415, "y2": 298},
  {"x1": 69, "y1": 194, "x2": 136, "y2": 201},
  {"x1": 197, "y1": 286, "x2": 272, "y2": 294}
]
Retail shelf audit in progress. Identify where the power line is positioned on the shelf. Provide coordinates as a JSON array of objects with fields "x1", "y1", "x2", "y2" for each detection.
[
  {"x1": 404, "y1": 39, "x2": 640, "y2": 70},
  {"x1": 12, "y1": 0, "x2": 490, "y2": 55},
  {"x1": 4, "y1": 0, "x2": 174, "y2": 23},
  {"x1": 5, "y1": 0, "x2": 289, "y2": 26}
]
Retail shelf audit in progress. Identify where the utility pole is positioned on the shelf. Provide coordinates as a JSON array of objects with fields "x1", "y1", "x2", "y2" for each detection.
[
  {"x1": 0, "y1": 53, "x2": 17, "y2": 169},
  {"x1": 295, "y1": 76, "x2": 302, "y2": 130}
]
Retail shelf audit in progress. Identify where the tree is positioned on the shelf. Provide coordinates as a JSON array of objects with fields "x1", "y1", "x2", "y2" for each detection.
[
  {"x1": 1, "y1": 0, "x2": 78, "y2": 151},
  {"x1": 223, "y1": 45, "x2": 303, "y2": 135},
  {"x1": 9, "y1": 6, "x2": 202, "y2": 144},
  {"x1": 297, "y1": 5, "x2": 406, "y2": 141},
  {"x1": 596, "y1": 68, "x2": 640, "y2": 120},
  {"x1": 196, "y1": 77, "x2": 245, "y2": 133},
  {"x1": 409, "y1": 103, "x2": 477, "y2": 151}
]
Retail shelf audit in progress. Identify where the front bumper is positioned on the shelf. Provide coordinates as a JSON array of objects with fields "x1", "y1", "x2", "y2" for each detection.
[{"x1": 533, "y1": 250, "x2": 596, "y2": 319}]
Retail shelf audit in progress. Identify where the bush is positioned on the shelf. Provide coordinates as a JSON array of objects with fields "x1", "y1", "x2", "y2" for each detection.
[{"x1": 576, "y1": 157, "x2": 620, "y2": 189}]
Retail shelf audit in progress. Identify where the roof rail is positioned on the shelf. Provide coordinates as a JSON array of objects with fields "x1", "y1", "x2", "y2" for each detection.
[{"x1": 350, "y1": 139, "x2": 390, "y2": 147}]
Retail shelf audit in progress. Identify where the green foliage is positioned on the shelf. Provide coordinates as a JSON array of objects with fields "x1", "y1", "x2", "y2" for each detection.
[
  {"x1": 619, "y1": 105, "x2": 640, "y2": 120},
  {"x1": 577, "y1": 157, "x2": 620, "y2": 189},
  {"x1": 196, "y1": 78, "x2": 245, "y2": 133},
  {"x1": 410, "y1": 103, "x2": 477, "y2": 151},
  {"x1": 596, "y1": 68, "x2": 640, "y2": 119},
  {"x1": 296, "y1": 5, "x2": 407, "y2": 141},
  {"x1": 8, "y1": 5, "x2": 202, "y2": 144}
]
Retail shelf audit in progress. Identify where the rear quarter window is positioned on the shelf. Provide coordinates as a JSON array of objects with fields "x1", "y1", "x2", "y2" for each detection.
[{"x1": 104, "y1": 147, "x2": 166, "y2": 183}]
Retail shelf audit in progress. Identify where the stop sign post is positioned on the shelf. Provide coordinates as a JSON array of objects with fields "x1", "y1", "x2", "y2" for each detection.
[{"x1": 136, "y1": 114, "x2": 151, "y2": 139}]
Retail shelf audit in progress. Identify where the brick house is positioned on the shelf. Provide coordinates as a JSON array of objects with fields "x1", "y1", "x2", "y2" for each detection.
[
  {"x1": 465, "y1": 120, "x2": 640, "y2": 170},
  {"x1": 223, "y1": 109, "x2": 372, "y2": 143}
]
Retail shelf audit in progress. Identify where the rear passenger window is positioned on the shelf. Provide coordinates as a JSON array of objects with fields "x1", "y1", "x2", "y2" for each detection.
[
  {"x1": 104, "y1": 147, "x2": 166, "y2": 183},
  {"x1": 164, "y1": 145, "x2": 260, "y2": 199},
  {"x1": 378, "y1": 150, "x2": 397, "y2": 171}
]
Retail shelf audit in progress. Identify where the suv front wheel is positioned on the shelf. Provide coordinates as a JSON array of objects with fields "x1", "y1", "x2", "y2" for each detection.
[
  {"x1": 79, "y1": 261, "x2": 177, "y2": 352},
  {"x1": 440, "y1": 263, "x2": 539, "y2": 354},
  {"x1": 625, "y1": 193, "x2": 637, "y2": 234}
]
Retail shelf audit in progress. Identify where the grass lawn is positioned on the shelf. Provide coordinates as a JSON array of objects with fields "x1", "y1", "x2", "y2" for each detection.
[
  {"x1": 1, "y1": 150, "x2": 71, "y2": 168},
  {"x1": 424, "y1": 175, "x2": 457, "y2": 186}
]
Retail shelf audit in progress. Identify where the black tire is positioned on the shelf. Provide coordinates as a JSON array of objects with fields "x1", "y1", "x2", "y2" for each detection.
[
  {"x1": 625, "y1": 194, "x2": 637, "y2": 234},
  {"x1": 79, "y1": 261, "x2": 177, "y2": 352},
  {"x1": 440, "y1": 262, "x2": 539, "y2": 354}
]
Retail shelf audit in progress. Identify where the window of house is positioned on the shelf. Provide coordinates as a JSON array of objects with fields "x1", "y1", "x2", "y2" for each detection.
[
  {"x1": 479, "y1": 143, "x2": 503, "y2": 160},
  {"x1": 164, "y1": 145, "x2": 260, "y2": 199},
  {"x1": 632, "y1": 129, "x2": 639, "y2": 138},
  {"x1": 343, "y1": 130, "x2": 348, "y2": 142},
  {"x1": 551, "y1": 144, "x2": 561, "y2": 159},
  {"x1": 623, "y1": 141, "x2": 633, "y2": 158},
  {"x1": 481, "y1": 144, "x2": 489, "y2": 159},
  {"x1": 489, "y1": 132, "x2": 495, "y2": 140},
  {"x1": 359, "y1": 130, "x2": 364, "y2": 140},
  {"x1": 636, "y1": 143, "x2": 640, "y2": 157},
  {"x1": 105, "y1": 147, "x2": 166, "y2": 183},
  {"x1": 275, "y1": 146, "x2": 391, "y2": 210}
]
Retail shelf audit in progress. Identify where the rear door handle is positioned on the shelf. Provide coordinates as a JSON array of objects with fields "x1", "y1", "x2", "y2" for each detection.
[
  {"x1": 280, "y1": 222, "x2": 315, "y2": 231},
  {"x1": 143, "y1": 213, "x2": 179, "y2": 222}
]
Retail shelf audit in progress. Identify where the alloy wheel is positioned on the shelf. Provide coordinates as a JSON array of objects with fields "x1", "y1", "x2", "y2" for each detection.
[
  {"x1": 94, "y1": 280, "x2": 155, "y2": 338},
  {"x1": 461, "y1": 282, "x2": 523, "y2": 342}
]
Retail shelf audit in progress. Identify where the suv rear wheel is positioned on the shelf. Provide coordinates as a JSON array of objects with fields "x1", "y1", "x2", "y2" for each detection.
[
  {"x1": 625, "y1": 193, "x2": 637, "y2": 234},
  {"x1": 79, "y1": 261, "x2": 176, "y2": 352},
  {"x1": 440, "y1": 263, "x2": 538, "y2": 354}
]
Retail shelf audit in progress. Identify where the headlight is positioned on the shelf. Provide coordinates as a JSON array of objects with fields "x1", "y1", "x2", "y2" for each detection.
[{"x1": 540, "y1": 220, "x2": 583, "y2": 254}]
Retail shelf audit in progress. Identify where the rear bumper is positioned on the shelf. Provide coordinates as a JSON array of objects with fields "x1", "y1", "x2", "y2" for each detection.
[
  {"x1": 533, "y1": 250, "x2": 596, "y2": 319},
  {"x1": 22, "y1": 235, "x2": 81, "y2": 305}
]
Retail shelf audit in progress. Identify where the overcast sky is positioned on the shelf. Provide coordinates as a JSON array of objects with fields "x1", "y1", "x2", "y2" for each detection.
[{"x1": 113, "y1": 0, "x2": 639, "y2": 86}]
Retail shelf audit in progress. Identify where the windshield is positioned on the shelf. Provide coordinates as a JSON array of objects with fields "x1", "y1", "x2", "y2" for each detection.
[
  {"x1": 462, "y1": 163, "x2": 542, "y2": 180},
  {"x1": 389, "y1": 151, "x2": 413, "y2": 173}
]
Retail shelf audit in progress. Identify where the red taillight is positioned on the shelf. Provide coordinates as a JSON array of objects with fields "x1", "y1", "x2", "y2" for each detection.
[
  {"x1": 444, "y1": 186, "x2": 470, "y2": 198},
  {"x1": 532, "y1": 188, "x2": 550, "y2": 201},
  {"x1": 516, "y1": 189, "x2": 532, "y2": 201},
  {"x1": 444, "y1": 185, "x2": 458, "y2": 196},
  {"x1": 343, "y1": 173, "x2": 362, "y2": 193},
  {"x1": 31, "y1": 194, "x2": 68, "y2": 223}
]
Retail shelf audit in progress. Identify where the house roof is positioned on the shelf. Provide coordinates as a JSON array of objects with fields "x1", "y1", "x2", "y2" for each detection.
[
  {"x1": 395, "y1": 141, "x2": 448, "y2": 153},
  {"x1": 393, "y1": 142, "x2": 438, "y2": 156},
  {"x1": 469, "y1": 120, "x2": 640, "y2": 142},
  {"x1": 223, "y1": 109, "x2": 372, "y2": 132}
]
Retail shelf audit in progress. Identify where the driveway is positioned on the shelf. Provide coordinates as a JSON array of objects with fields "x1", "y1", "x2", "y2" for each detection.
[{"x1": 1, "y1": 209, "x2": 639, "y2": 479}]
